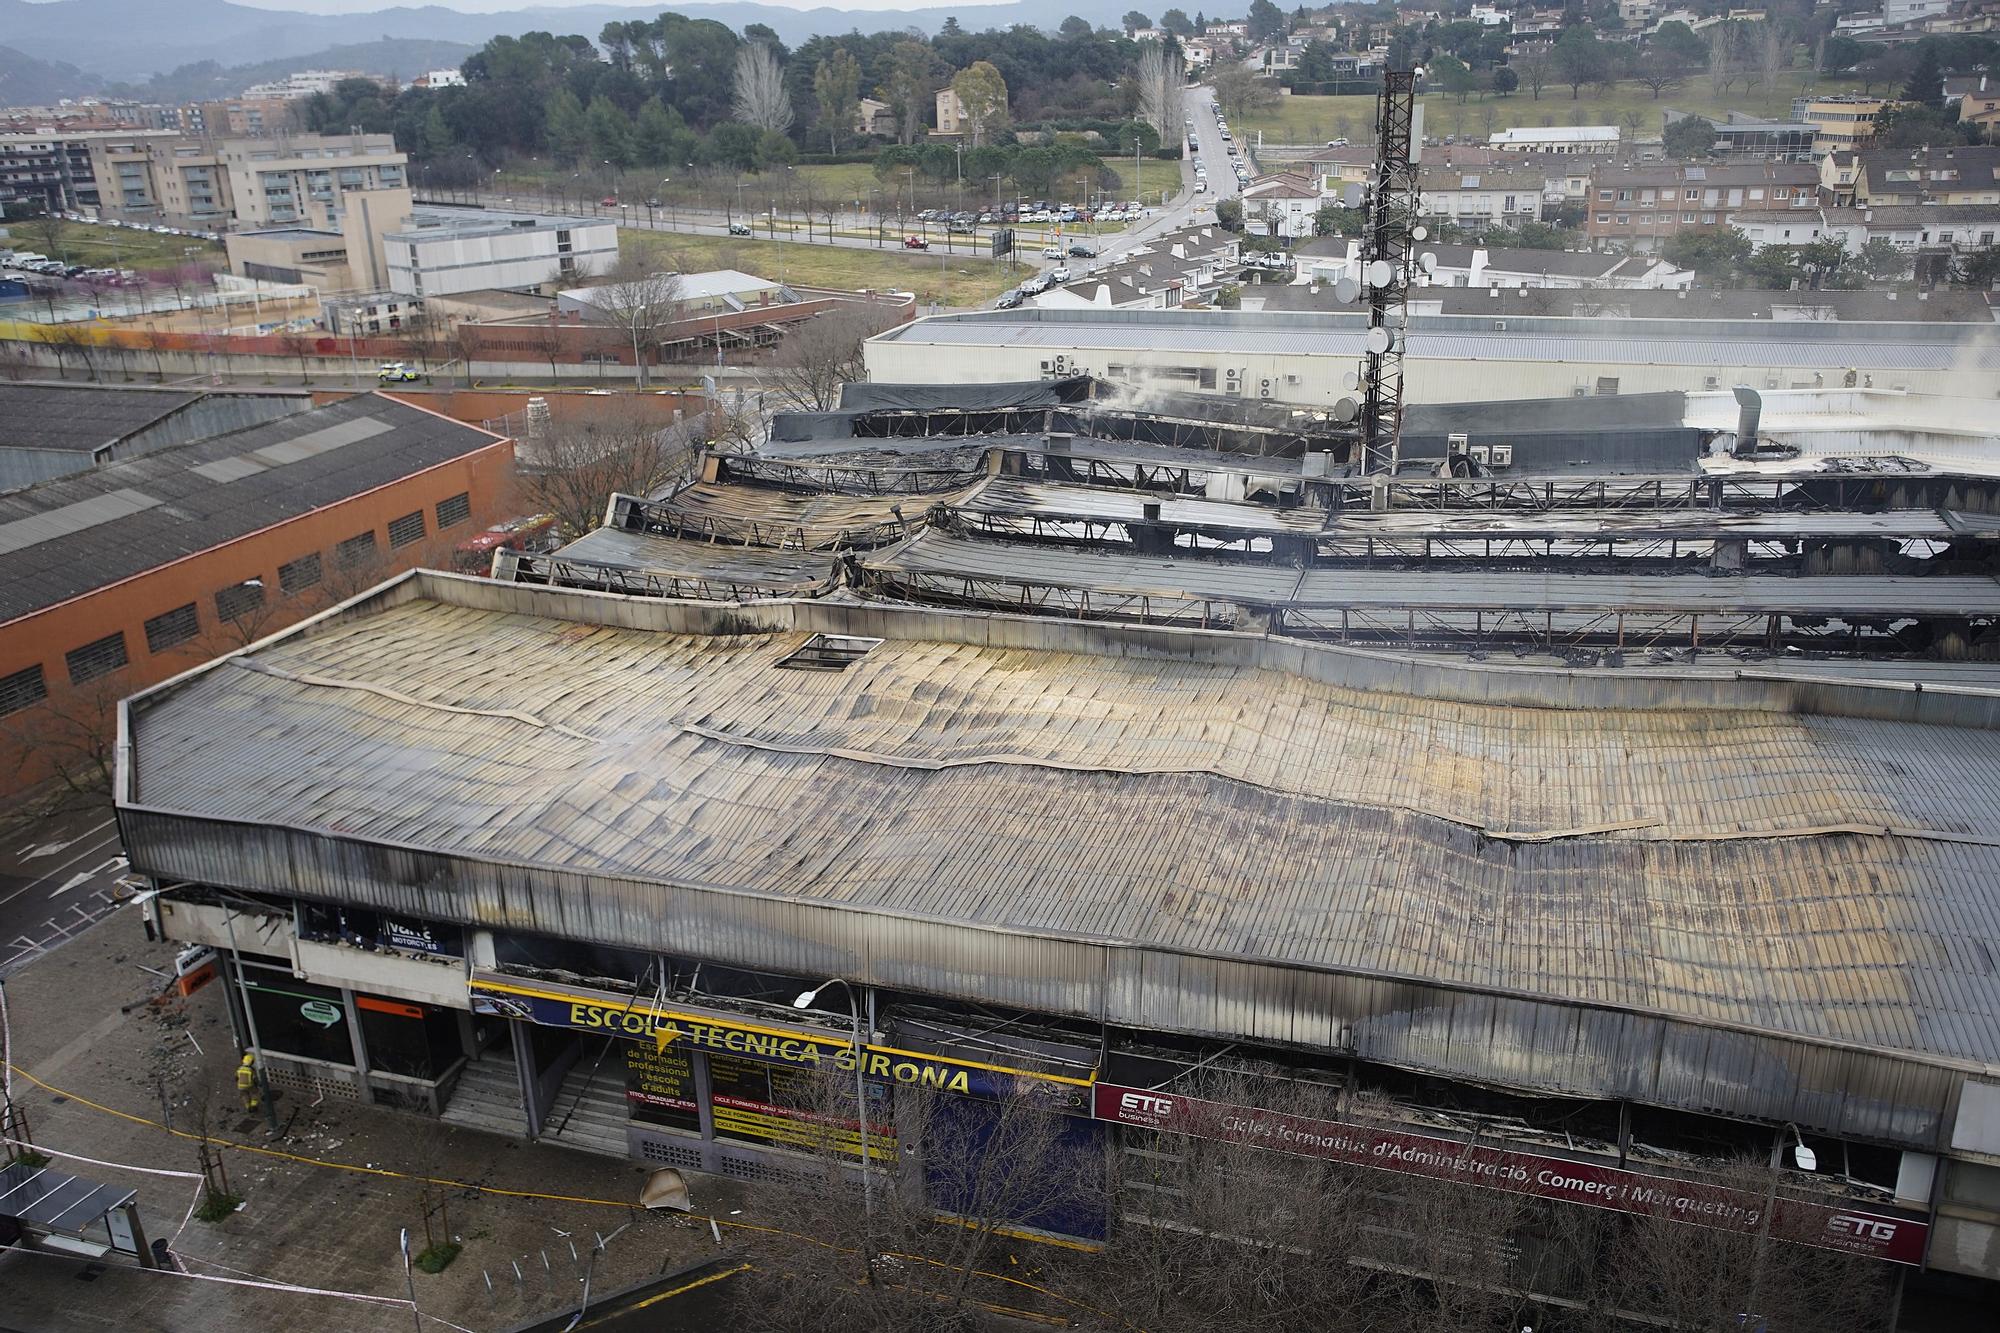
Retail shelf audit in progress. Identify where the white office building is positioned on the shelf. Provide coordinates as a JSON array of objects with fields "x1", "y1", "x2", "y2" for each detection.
[
  {"x1": 385, "y1": 208, "x2": 618, "y2": 298},
  {"x1": 1489, "y1": 126, "x2": 1622, "y2": 155}
]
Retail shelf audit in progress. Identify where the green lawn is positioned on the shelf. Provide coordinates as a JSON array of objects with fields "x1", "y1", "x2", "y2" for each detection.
[
  {"x1": 621, "y1": 228, "x2": 1019, "y2": 308},
  {"x1": 1237, "y1": 70, "x2": 1868, "y2": 147},
  {"x1": 2, "y1": 220, "x2": 221, "y2": 270}
]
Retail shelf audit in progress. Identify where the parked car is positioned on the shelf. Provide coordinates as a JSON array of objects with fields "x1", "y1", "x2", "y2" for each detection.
[
  {"x1": 1049, "y1": 265, "x2": 1072, "y2": 283},
  {"x1": 947, "y1": 220, "x2": 975, "y2": 234},
  {"x1": 377, "y1": 362, "x2": 421, "y2": 383},
  {"x1": 727, "y1": 221, "x2": 752, "y2": 235},
  {"x1": 1042, "y1": 244, "x2": 1064, "y2": 258},
  {"x1": 903, "y1": 235, "x2": 930, "y2": 249},
  {"x1": 600, "y1": 195, "x2": 619, "y2": 206},
  {"x1": 994, "y1": 289, "x2": 1024, "y2": 309},
  {"x1": 1325, "y1": 138, "x2": 1349, "y2": 147}
]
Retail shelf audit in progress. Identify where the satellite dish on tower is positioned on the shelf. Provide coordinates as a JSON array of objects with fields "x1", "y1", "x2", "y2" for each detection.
[
  {"x1": 1411, "y1": 225, "x2": 1428, "y2": 242},
  {"x1": 1341, "y1": 369, "x2": 1360, "y2": 391},
  {"x1": 1331, "y1": 396, "x2": 1360, "y2": 423},
  {"x1": 1364, "y1": 259, "x2": 1394, "y2": 288},
  {"x1": 1420, "y1": 252, "x2": 1438, "y2": 274},
  {"x1": 1333, "y1": 275, "x2": 1360, "y2": 303},
  {"x1": 1365, "y1": 326, "x2": 1396, "y2": 355},
  {"x1": 1341, "y1": 183, "x2": 1365, "y2": 208}
]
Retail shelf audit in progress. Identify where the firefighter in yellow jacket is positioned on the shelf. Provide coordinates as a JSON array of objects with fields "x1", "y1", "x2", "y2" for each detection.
[{"x1": 236, "y1": 1052, "x2": 259, "y2": 1113}]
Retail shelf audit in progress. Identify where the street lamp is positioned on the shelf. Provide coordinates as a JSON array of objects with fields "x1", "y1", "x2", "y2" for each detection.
[{"x1": 793, "y1": 978, "x2": 873, "y2": 1218}]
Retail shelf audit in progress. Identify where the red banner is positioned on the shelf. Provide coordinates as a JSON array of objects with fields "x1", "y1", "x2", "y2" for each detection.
[{"x1": 1092, "y1": 1083, "x2": 1927, "y2": 1265}]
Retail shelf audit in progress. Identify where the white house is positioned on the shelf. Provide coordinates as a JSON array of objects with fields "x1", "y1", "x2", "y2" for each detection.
[
  {"x1": 1733, "y1": 203, "x2": 2000, "y2": 255},
  {"x1": 1240, "y1": 172, "x2": 1322, "y2": 239},
  {"x1": 1418, "y1": 166, "x2": 1547, "y2": 227},
  {"x1": 1489, "y1": 125, "x2": 1622, "y2": 155},
  {"x1": 389, "y1": 208, "x2": 618, "y2": 298},
  {"x1": 1037, "y1": 225, "x2": 1241, "y2": 309},
  {"x1": 1299, "y1": 238, "x2": 1694, "y2": 290}
]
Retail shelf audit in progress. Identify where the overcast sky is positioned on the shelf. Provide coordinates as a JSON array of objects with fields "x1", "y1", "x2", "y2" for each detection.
[{"x1": 217, "y1": 0, "x2": 952, "y2": 12}]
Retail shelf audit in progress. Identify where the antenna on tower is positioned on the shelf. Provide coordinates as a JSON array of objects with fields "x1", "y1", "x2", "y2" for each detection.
[{"x1": 1357, "y1": 68, "x2": 1423, "y2": 476}]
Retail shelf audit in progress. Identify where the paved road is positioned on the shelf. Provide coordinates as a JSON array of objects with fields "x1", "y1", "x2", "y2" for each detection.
[{"x1": 0, "y1": 807, "x2": 129, "y2": 978}]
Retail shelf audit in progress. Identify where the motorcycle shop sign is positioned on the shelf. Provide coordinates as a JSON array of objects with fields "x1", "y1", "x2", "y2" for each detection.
[{"x1": 1093, "y1": 1083, "x2": 1927, "y2": 1265}]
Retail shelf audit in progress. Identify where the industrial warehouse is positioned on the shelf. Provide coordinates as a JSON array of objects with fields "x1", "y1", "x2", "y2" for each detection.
[
  {"x1": 100, "y1": 67, "x2": 2000, "y2": 1331},
  {"x1": 111, "y1": 351, "x2": 2000, "y2": 1326}
]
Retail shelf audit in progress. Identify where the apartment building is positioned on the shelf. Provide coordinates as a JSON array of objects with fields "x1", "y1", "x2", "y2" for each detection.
[
  {"x1": 1732, "y1": 202, "x2": 2000, "y2": 254},
  {"x1": 86, "y1": 132, "x2": 407, "y2": 229},
  {"x1": 1417, "y1": 165, "x2": 1547, "y2": 230},
  {"x1": 1799, "y1": 96, "x2": 1888, "y2": 157},
  {"x1": 1585, "y1": 161, "x2": 1818, "y2": 252},
  {"x1": 1489, "y1": 125, "x2": 1621, "y2": 155},
  {"x1": 1836, "y1": 145, "x2": 2000, "y2": 206},
  {"x1": 0, "y1": 128, "x2": 180, "y2": 215}
]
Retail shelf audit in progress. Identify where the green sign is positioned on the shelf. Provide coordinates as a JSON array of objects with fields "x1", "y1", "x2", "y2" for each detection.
[{"x1": 299, "y1": 999, "x2": 343, "y2": 1028}]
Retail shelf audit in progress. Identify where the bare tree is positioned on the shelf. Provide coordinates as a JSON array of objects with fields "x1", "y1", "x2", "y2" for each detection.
[
  {"x1": 1135, "y1": 40, "x2": 1187, "y2": 142},
  {"x1": 576, "y1": 254, "x2": 683, "y2": 389},
  {"x1": 736, "y1": 1075, "x2": 1100, "y2": 1333},
  {"x1": 733, "y1": 43, "x2": 795, "y2": 134},
  {"x1": 277, "y1": 331, "x2": 317, "y2": 384},
  {"x1": 24, "y1": 209, "x2": 69, "y2": 265},
  {"x1": 515, "y1": 404, "x2": 692, "y2": 538},
  {"x1": 1514, "y1": 50, "x2": 1552, "y2": 101},
  {"x1": 45, "y1": 322, "x2": 102, "y2": 382},
  {"x1": 0, "y1": 670, "x2": 130, "y2": 830},
  {"x1": 1757, "y1": 20, "x2": 1792, "y2": 94},
  {"x1": 763, "y1": 304, "x2": 892, "y2": 412}
]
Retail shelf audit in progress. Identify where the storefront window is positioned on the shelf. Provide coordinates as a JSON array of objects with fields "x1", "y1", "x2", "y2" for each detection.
[
  {"x1": 708, "y1": 1051, "x2": 893, "y2": 1159},
  {"x1": 357, "y1": 996, "x2": 461, "y2": 1080},
  {"x1": 624, "y1": 1041, "x2": 701, "y2": 1133},
  {"x1": 239, "y1": 967, "x2": 354, "y2": 1066}
]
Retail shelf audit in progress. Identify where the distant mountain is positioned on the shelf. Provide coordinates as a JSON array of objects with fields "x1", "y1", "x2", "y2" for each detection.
[
  {"x1": 124, "y1": 39, "x2": 479, "y2": 103},
  {"x1": 0, "y1": 43, "x2": 100, "y2": 104},
  {"x1": 0, "y1": 0, "x2": 1140, "y2": 83}
]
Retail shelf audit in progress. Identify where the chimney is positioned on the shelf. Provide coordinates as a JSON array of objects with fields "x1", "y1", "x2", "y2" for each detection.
[{"x1": 1732, "y1": 384, "x2": 1761, "y2": 445}]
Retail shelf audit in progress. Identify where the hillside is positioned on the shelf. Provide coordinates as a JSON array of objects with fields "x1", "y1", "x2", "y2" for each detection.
[
  {"x1": 0, "y1": 43, "x2": 100, "y2": 104},
  {"x1": 0, "y1": 0, "x2": 1136, "y2": 83},
  {"x1": 125, "y1": 40, "x2": 478, "y2": 103}
]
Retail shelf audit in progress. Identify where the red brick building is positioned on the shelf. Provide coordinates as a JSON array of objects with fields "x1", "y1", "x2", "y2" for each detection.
[
  {"x1": 1585, "y1": 162, "x2": 1819, "y2": 253},
  {"x1": 0, "y1": 388, "x2": 513, "y2": 793}
]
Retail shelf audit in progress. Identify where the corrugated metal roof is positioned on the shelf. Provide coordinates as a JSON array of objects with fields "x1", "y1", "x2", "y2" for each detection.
[
  {"x1": 0, "y1": 383, "x2": 199, "y2": 454},
  {"x1": 0, "y1": 394, "x2": 501, "y2": 625},
  {"x1": 885, "y1": 319, "x2": 2000, "y2": 370},
  {"x1": 963, "y1": 478, "x2": 1327, "y2": 534},
  {"x1": 868, "y1": 531, "x2": 1306, "y2": 603},
  {"x1": 120, "y1": 590, "x2": 2000, "y2": 1076},
  {"x1": 551, "y1": 527, "x2": 833, "y2": 589}
]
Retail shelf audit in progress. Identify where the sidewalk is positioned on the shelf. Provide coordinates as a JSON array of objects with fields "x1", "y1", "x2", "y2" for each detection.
[{"x1": 0, "y1": 908, "x2": 750, "y2": 1332}]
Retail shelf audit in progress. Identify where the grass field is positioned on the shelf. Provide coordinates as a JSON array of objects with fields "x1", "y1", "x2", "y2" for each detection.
[
  {"x1": 3, "y1": 220, "x2": 222, "y2": 270},
  {"x1": 620, "y1": 228, "x2": 1019, "y2": 308},
  {"x1": 1236, "y1": 70, "x2": 1868, "y2": 146}
]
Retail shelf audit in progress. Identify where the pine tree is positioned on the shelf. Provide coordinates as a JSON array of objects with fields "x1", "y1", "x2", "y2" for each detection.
[
  {"x1": 420, "y1": 105, "x2": 455, "y2": 159},
  {"x1": 544, "y1": 88, "x2": 589, "y2": 167},
  {"x1": 634, "y1": 98, "x2": 690, "y2": 167},
  {"x1": 586, "y1": 95, "x2": 635, "y2": 168},
  {"x1": 1901, "y1": 46, "x2": 1944, "y2": 109}
]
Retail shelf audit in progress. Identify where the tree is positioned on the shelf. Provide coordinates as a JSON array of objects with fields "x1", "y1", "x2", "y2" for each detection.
[
  {"x1": 1874, "y1": 102, "x2": 1974, "y2": 149},
  {"x1": 1490, "y1": 65, "x2": 1518, "y2": 96},
  {"x1": 1663, "y1": 227, "x2": 1751, "y2": 278},
  {"x1": 1757, "y1": 20, "x2": 1791, "y2": 92},
  {"x1": 545, "y1": 87, "x2": 588, "y2": 167},
  {"x1": 1796, "y1": 237, "x2": 1849, "y2": 289},
  {"x1": 733, "y1": 42, "x2": 794, "y2": 134},
  {"x1": 813, "y1": 48, "x2": 863, "y2": 155},
  {"x1": 1654, "y1": 19, "x2": 1710, "y2": 65},
  {"x1": 1553, "y1": 27, "x2": 1607, "y2": 99},
  {"x1": 1430, "y1": 54, "x2": 1476, "y2": 103},
  {"x1": 1707, "y1": 22, "x2": 1748, "y2": 95},
  {"x1": 579, "y1": 253, "x2": 682, "y2": 390},
  {"x1": 1210, "y1": 63, "x2": 1279, "y2": 121},
  {"x1": 1514, "y1": 50, "x2": 1552, "y2": 101},
  {"x1": 418, "y1": 105, "x2": 455, "y2": 159},
  {"x1": 1123, "y1": 10, "x2": 1152, "y2": 32},
  {"x1": 1637, "y1": 48, "x2": 1692, "y2": 98},
  {"x1": 1955, "y1": 246, "x2": 2000, "y2": 289},
  {"x1": 1214, "y1": 197, "x2": 1243, "y2": 231},
  {"x1": 736, "y1": 1076, "x2": 1100, "y2": 1333},
  {"x1": 1059, "y1": 14, "x2": 1095, "y2": 39},
  {"x1": 764, "y1": 305, "x2": 891, "y2": 412},
  {"x1": 1247, "y1": 0, "x2": 1286, "y2": 42},
  {"x1": 585, "y1": 95, "x2": 634, "y2": 169},
  {"x1": 1135, "y1": 40, "x2": 1188, "y2": 141},
  {"x1": 634, "y1": 98, "x2": 694, "y2": 168},
  {"x1": 1160, "y1": 7, "x2": 1193, "y2": 35},
  {"x1": 951, "y1": 60, "x2": 1009, "y2": 148},
  {"x1": 1856, "y1": 236, "x2": 1911, "y2": 283},
  {"x1": 881, "y1": 39, "x2": 939, "y2": 146},
  {"x1": 1820, "y1": 34, "x2": 1868, "y2": 74},
  {"x1": 24, "y1": 209, "x2": 68, "y2": 264},
  {"x1": 516, "y1": 405, "x2": 691, "y2": 541},
  {"x1": 1902, "y1": 45, "x2": 1945, "y2": 109},
  {"x1": 1663, "y1": 114, "x2": 1717, "y2": 159}
]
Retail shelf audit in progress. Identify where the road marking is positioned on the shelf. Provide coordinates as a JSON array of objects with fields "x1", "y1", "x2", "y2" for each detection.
[
  {"x1": 49, "y1": 872, "x2": 92, "y2": 899},
  {"x1": 0, "y1": 824, "x2": 120, "y2": 911}
]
